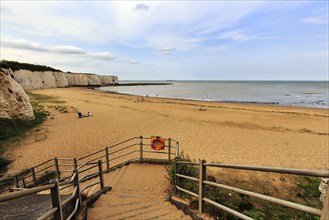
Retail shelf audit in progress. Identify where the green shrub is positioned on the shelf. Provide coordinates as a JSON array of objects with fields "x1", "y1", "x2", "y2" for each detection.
[
  {"x1": 166, "y1": 159, "x2": 323, "y2": 220},
  {"x1": 297, "y1": 176, "x2": 321, "y2": 199},
  {"x1": 242, "y1": 210, "x2": 265, "y2": 220},
  {"x1": 0, "y1": 60, "x2": 62, "y2": 72},
  {"x1": 0, "y1": 93, "x2": 49, "y2": 173},
  {"x1": 166, "y1": 155, "x2": 199, "y2": 199}
]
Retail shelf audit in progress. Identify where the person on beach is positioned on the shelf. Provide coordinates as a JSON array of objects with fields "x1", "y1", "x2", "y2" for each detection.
[
  {"x1": 78, "y1": 112, "x2": 83, "y2": 118},
  {"x1": 84, "y1": 112, "x2": 92, "y2": 117}
]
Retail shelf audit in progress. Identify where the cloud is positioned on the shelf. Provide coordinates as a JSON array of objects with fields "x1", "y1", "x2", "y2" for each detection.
[
  {"x1": 122, "y1": 59, "x2": 139, "y2": 64},
  {"x1": 1, "y1": 39, "x2": 46, "y2": 52},
  {"x1": 203, "y1": 45, "x2": 230, "y2": 52},
  {"x1": 218, "y1": 31, "x2": 254, "y2": 41},
  {"x1": 87, "y1": 52, "x2": 115, "y2": 60},
  {"x1": 301, "y1": 16, "x2": 328, "y2": 24},
  {"x1": 133, "y1": 4, "x2": 150, "y2": 13},
  {"x1": 158, "y1": 47, "x2": 176, "y2": 55},
  {"x1": 52, "y1": 45, "x2": 85, "y2": 54},
  {"x1": 1, "y1": 39, "x2": 115, "y2": 61}
]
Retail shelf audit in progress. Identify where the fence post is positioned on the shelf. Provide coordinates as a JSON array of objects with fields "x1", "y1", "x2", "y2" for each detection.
[
  {"x1": 50, "y1": 179, "x2": 63, "y2": 220},
  {"x1": 22, "y1": 176, "x2": 26, "y2": 188},
  {"x1": 199, "y1": 159, "x2": 206, "y2": 213},
  {"x1": 98, "y1": 160, "x2": 105, "y2": 190},
  {"x1": 321, "y1": 185, "x2": 329, "y2": 220},
  {"x1": 73, "y1": 158, "x2": 77, "y2": 170},
  {"x1": 73, "y1": 168, "x2": 82, "y2": 209},
  {"x1": 14, "y1": 176, "x2": 19, "y2": 188},
  {"x1": 31, "y1": 168, "x2": 37, "y2": 187},
  {"x1": 174, "y1": 158, "x2": 178, "y2": 189},
  {"x1": 105, "y1": 146, "x2": 110, "y2": 171},
  {"x1": 54, "y1": 157, "x2": 60, "y2": 180},
  {"x1": 175, "y1": 142, "x2": 179, "y2": 158},
  {"x1": 139, "y1": 136, "x2": 143, "y2": 163},
  {"x1": 168, "y1": 138, "x2": 172, "y2": 162}
]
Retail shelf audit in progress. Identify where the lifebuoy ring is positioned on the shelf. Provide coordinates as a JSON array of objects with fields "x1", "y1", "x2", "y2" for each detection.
[{"x1": 151, "y1": 136, "x2": 165, "y2": 150}]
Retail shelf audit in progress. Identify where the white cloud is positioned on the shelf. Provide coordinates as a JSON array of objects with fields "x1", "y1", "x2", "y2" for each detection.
[
  {"x1": 122, "y1": 59, "x2": 139, "y2": 64},
  {"x1": 1, "y1": 39, "x2": 115, "y2": 61},
  {"x1": 87, "y1": 52, "x2": 115, "y2": 61},
  {"x1": 301, "y1": 16, "x2": 328, "y2": 24},
  {"x1": 52, "y1": 45, "x2": 85, "y2": 54},
  {"x1": 219, "y1": 31, "x2": 252, "y2": 41},
  {"x1": 159, "y1": 47, "x2": 175, "y2": 55},
  {"x1": 1, "y1": 39, "x2": 46, "y2": 51},
  {"x1": 202, "y1": 45, "x2": 230, "y2": 53}
]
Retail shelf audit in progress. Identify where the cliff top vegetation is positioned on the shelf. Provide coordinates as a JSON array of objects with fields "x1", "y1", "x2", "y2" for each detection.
[{"x1": 0, "y1": 60, "x2": 63, "y2": 72}]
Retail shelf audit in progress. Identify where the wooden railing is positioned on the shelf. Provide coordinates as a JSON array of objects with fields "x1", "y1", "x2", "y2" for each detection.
[
  {"x1": 0, "y1": 136, "x2": 178, "y2": 219},
  {"x1": 175, "y1": 160, "x2": 329, "y2": 220}
]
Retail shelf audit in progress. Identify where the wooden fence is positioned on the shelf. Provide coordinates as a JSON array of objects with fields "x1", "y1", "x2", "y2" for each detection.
[
  {"x1": 0, "y1": 136, "x2": 178, "y2": 219},
  {"x1": 175, "y1": 160, "x2": 329, "y2": 220}
]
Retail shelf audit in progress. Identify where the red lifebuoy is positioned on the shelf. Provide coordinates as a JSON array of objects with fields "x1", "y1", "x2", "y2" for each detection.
[{"x1": 151, "y1": 136, "x2": 165, "y2": 150}]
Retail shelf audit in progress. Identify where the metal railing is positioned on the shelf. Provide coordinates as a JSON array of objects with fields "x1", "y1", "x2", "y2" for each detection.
[
  {"x1": 0, "y1": 136, "x2": 178, "y2": 219},
  {"x1": 175, "y1": 159, "x2": 329, "y2": 220}
]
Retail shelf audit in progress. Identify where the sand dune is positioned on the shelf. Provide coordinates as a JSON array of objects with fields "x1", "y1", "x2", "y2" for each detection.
[{"x1": 4, "y1": 87, "x2": 329, "y2": 173}]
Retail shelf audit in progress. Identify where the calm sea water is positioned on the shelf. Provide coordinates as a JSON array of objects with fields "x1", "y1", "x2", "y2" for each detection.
[{"x1": 98, "y1": 81, "x2": 329, "y2": 108}]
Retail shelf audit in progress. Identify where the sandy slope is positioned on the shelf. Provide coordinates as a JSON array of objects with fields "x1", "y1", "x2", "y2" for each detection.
[{"x1": 4, "y1": 87, "x2": 329, "y2": 172}]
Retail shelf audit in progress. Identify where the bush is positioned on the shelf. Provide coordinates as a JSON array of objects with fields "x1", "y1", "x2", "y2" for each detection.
[
  {"x1": 0, "y1": 60, "x2": 62, "y2": 72},
  {"x1": 0, "y1": 93, "x2": 49, "y2": 173},
  {"x1": 166, "y1": 159, "x2": 323, "y2": 220}
]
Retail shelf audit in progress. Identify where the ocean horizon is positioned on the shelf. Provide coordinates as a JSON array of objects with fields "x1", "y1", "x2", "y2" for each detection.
[{"x1": 98, "y1": 80, "x2": 329, "y2": 109}]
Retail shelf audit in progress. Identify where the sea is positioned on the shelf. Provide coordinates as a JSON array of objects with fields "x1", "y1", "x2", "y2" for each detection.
[{"x1": 97, "y1": 81, "x2": 329, "y2": 109}]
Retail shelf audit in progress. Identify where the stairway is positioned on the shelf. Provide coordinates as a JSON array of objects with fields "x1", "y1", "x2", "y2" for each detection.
[{"x1": 87, "y1": 163, "x2": 191, "y2": 219}]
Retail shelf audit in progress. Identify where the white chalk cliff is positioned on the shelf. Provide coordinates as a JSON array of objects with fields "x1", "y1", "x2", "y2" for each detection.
[
  {"x1": 0, "y1": 68, "x2": 35, "y2": 120},
  {"x1": 5, "y1": 69, "x2": 118, "y2": 90}
]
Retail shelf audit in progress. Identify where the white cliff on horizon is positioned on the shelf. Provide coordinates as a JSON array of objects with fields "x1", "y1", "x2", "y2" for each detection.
[{"x1": 5, "y1": 69, "x2": 118, "y2": 90}]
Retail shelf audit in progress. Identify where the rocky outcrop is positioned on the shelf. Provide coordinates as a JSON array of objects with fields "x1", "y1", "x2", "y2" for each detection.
[
  {"x1": 0, "y1": 69, "x2": 35, "y2": 120},
  {"x1": 3, "y1": 69, "x2": 118, "y2": 90}
]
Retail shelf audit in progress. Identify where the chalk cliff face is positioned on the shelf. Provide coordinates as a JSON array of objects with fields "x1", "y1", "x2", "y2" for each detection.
[
  {"x1": 52, "y1": 72, "x2": 68, "y2": 87},
  {"x1": 3, "y1": 69, "x2": 118, "y2": 90},
  {"x1": 0, "y1": 69, "x2": 35, "y2": 120},
  {"x1": 65, "y1": 73, "x2": 88, "y2": 86}
]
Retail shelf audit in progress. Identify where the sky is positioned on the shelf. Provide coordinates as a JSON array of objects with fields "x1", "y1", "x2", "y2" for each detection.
[{"x1": 0, "y1": 1, "x2": 328, "y2": 80}]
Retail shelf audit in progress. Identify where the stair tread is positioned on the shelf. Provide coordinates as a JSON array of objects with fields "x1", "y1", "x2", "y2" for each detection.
[{"x1": 88, "y1": 164, "x2": 192, "y2": 220}]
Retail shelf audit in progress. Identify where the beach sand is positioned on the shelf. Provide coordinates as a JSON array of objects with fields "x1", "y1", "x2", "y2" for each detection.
[{"x1": 4, "y1": 87, "x2": 329, "y2": 173}]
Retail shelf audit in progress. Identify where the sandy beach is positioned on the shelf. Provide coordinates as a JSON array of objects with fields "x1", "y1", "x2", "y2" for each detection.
[{"x1": 4, "y1": 87, "x2": 329, "y2": 173}]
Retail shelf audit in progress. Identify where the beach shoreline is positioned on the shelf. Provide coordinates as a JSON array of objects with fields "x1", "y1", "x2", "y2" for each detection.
[
  {"x1": 97, "y1": 80, "x2": 329, "y2": 109},
  {"x1": 3, "y1": 87, "x2": 329, "y2": 173}
]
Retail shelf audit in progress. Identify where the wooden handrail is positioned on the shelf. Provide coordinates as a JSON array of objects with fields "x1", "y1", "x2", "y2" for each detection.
[
  {"x1": 0, "y1": 184, "x2": 55, "y2": 202},
  {"x1": 203, "y1": 180, "x2": 322, "y2": 215},
  {"x1": 204, "y1": 163, "x2": 329, "y2": 177},
  {"x1": 1, "y1": 136, "x2": 177, "y2": 220},
  {"x1": 175, "y1": 160, "x2": 329, "y2": 218},
  {"x1": 37, "y1": 207, "x2": 58, "y2": 220},
  {"x1": 107, "y1": 137, "x2": 139, "y2": 149}
]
